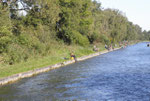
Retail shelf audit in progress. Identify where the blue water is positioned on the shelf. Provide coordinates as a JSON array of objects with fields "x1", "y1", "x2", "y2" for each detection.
[{"x1": 0, "y1": 42, "x2": 150, "y2": 101}]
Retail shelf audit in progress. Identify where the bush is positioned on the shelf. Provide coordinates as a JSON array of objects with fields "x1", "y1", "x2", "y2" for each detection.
[
  {"x1": 0, "y1": 26, "x2": 12, "y2": 53},
  {"x1": 71, "y1": 30, "x2": 89, "y2": 46},
  {"x1": 18, "y1": 33, "x2": 33, "y2": 47},
  {"x1": 19, "y1": 33, "x2": 47, "y2": 53},
  {"x1": 99, "y1": 34, "x2": 110, "y2": 45},
  {"x1": 3, "y1": 44, "x2": 29, "y2": 64},
  {"x1": 88, "y1": 32, "x2": 99, "y2": 43},
  {"x1": 22, "y1": 15, "x2": 42, "y2": 27}
]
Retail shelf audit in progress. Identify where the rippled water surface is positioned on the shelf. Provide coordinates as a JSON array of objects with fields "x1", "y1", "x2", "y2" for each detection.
[{"x1": 1, "y1": 43, "x2": 150, "y2": 101}]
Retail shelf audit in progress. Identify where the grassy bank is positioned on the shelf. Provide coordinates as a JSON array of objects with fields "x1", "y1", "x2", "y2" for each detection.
[
  {"x1": 0, "y1": 40, "x2": 139, "y2": 80},
  {"x1": 0, "y1": 44, "x2": 106, "y2": 79}
]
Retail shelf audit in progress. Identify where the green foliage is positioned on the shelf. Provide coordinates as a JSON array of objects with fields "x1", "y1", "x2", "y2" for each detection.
[
  {"x1": 17, "y1": 33, "x2": 40, "y2": 49},
  {"x1": 99, "y1": 34, "x2": 110, "y2": 44},
  {"x1": 88, "y1": 32, "x2": 99, "y2": 43},
  {"x1": 3, "y1": 44, "x2": 29, "y2": 64},
  {"x1": 0, "y1": 26, "x2": 12, "y2": 53},
  {"x1": 0, "y1": 0, "x2": 148, "y2": 65},
  {"x1": 57, "y1": 0, "x2": 92, "y2": 46},
  {"x1": 0, "y1": 9, "x2": 12, "y2": 53},
  {"x1": 71, "y1": 30, "x2": 89, "y2": 46},
  {"x1": 22, "y1": 15, "x2": 42, "y2": 27},
  {"x1": 141, "y1": 30, "x2": 150, "y2": 40}
]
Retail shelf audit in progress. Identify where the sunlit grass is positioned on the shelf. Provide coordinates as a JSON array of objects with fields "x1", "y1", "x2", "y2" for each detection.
[{"x1": 0, "y1": 45, "x2": 106, "y2": 79}]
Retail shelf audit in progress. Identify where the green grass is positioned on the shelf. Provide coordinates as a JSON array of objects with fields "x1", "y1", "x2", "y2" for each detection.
[{"x1": 0, "y1": 44, "x2": 106, "y2": 79}]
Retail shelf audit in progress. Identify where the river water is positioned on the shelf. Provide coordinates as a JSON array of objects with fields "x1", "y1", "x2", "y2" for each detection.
[{"x1": 0, "y1": 42, "x2": 150, "y2": 101}]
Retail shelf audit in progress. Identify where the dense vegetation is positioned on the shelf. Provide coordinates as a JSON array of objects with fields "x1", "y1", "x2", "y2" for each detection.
[{"x1": 0, "y1": 0, "x2": 149, "y2": 65}]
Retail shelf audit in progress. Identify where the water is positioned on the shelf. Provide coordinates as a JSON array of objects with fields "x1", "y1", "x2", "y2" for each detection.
[{"x1": 1, "y1": 42, "x2": 150, "y2": 101}]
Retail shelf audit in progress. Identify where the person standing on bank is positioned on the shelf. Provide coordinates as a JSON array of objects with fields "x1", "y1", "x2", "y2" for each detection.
[
  {"x1": 2, "y1": 0, "x2": 8, "y2": 9},
  {"x1": 70, "y1": 52, "x2": 77, "y2": 62}
]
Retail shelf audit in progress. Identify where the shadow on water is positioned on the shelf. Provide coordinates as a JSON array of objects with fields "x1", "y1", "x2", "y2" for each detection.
[{"x1": 1, "y1": 42, "x2": 150, "y2": 101}]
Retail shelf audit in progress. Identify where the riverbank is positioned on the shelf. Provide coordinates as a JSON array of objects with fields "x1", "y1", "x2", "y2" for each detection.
[
  {"x1": 0, "y1": 45, "x2": 96, "y2": 79},
  {"x1": 0, "y1": 47, "x2": 120, "y2": 86}
]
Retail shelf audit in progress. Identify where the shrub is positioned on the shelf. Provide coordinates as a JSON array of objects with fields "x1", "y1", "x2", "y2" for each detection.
[
  {"x1": 99, "y1": 34, "x2": 110, "y2": 45},
  {"x1": 88, "y1": 32, "x2": 99, "y2": 43},
  {"x1": 71, "y1": 30, "x2": 89, "y2": 46},
  {"x1": 3, "y1": 44, "x2": 29, "y2": 64},
  {"x1": 0, "y1": 26, "x2": 12, "y2": 53}
]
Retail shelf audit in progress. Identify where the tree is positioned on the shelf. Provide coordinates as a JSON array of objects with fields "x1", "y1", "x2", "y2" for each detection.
[
  {"x1": 0, "y1": 8, "x2": 12, "y2": 53},
  {"x1": 57, "y1": 0, "x2": 91, "y2": 46}
]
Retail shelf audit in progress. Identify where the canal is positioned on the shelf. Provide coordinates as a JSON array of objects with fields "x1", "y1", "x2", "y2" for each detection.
[{"x1": 0, "y1": 42, "x2": 150, "y2": 101}]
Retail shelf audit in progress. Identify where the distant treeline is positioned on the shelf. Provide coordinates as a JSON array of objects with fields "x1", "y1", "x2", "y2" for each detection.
[{"x1": 0, "y1": 0, "x2": 149, "y2": 64}]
